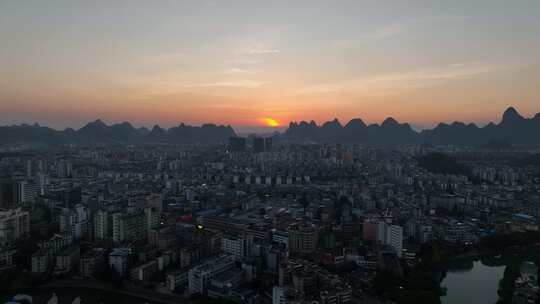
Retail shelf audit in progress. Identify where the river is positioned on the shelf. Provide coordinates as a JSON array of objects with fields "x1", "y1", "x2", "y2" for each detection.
[{"x1": 441, "y1": 259, "x2": 505, "y2": 304}]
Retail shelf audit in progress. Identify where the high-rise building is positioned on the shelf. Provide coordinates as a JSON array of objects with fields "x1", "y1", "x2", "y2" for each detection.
[
  {"x1": 144, "y1": 207, "x2": 160, "y2": 231},
  {"x1": 376, "y1": 220, "x2": 403, "y2": 258},
  {"x1": 387, "y1": 225, "x2": 403, "y2": 258},
  {"x1": 58, "y1": 204, "x2": 89, "y2": 240},
  {"x1": 112, "y1": 211, "x2": 146, "y2": 243},
  {"x1": 94, "y1": 209, "x2": 108, "y2": 240},
  {"x1": 18, "y1": 181, "x2": 38, "y2": 204},
  {"x1": 0, "y1": 179, "x2": 15, "y2": 208},
  {"x1": 57, "y1": 160, "x2": 73, "y2": 178},
  {"x1": 0, "y1": 179, "x2": 30, "y2": 208},
  {"x1": 0, "y1": 208, "x2": 30, "y2": 245}
]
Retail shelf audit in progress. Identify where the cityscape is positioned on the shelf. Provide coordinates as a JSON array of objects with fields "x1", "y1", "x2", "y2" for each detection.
[{"x1": 1, "y1": 1, "x2": 540, "y2": 304}]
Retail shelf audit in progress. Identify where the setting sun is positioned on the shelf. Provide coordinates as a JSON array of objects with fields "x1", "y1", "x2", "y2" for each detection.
[{"x1": 264, "y1": 118, "x2": 281, "y2": 127}]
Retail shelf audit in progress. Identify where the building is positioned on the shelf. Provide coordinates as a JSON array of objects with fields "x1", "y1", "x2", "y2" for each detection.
[
  {"x1": 272, "y1": 286, "x2": 286, "y2": 304},
  {"x1": 0, "y1": 179, "x2": 30, "y2": 208},
  {"x1": 0, "y1": 179, "x2": 16, "y2": 208},
  {"x1": 376, "y1": 220, "x2": 403, "y2": 257},
  {"x1": 440, "y1": 222, "x2": 474, "y2": 244},
  {"x1": 58, "y1": 205, "x2": 89, "y2": 240},
  {"x1": 32, "y1": 249, "x2": 53, "y2": 273},
  {"x1": 288, "y1": 223, "x2": 318, "y2": 254},
  {"x1": 417, "y1": 224, "x2": 433, "y2": 244},
  {"x1": 57, "y1": 160, "x2": 73, "y2": 178},
  {"x1": 188, "y1": 255, "x2": 235, "y2": 295},
  {"x1": 386, "y1": 225, "x2": 403, "y2": 258},
  {"x1": 38, "y1": 232, "x2": 73, "y2": 254},
  {"x1": 109, "y1": 248, "x2": 131, "y2": 277},
  {"x1": 362, "y1": 219, "x2": 378, "y2": 241},
  {"x1": 130, "y1": 260, "x2": 158, "y2": 281},
  {"x1": 221, "y1": 233, "x2": 253, "y2": 261},
  {"x1": 320, "y1": 287, "x2": 352, "y2": 304},
  {"x1": 0, "y1": 208, "x2": 30, "y2": 245},
  {"x1": 144, "y1": 206, "x2": 160, "y2": 231},
  {"x1": 112, "y1": 211, "x2": 146, "y2": 243},
  {"x1": 148, "y1": 226, "x2": 178, "y2": 250},
  {"x1": 55, "y1": 246, "x2": 80, "y2": 274},
  {"x1": 207, "y1": 268, "x2": 246, "y2": 299},
  {"x1": 0, "y1": 248, "x2": 17, "y2": 271},
  {"x1": 166, "y1": 269, "x2": 189, "y2": 291},
  {"x1": 80, "y1": 248, "x2": 105, "y2": 278},
  {"x1": 94, "y1": 209, "x2": 108, "y2": 240},
  {"x1": 272, "y1": 286, "x2": 303, "y2": 304}
]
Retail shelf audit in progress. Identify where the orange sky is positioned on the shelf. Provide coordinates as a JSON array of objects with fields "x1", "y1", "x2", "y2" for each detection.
[{"x1": 1, "y1": 1, "x2": 539, "y2": 131}]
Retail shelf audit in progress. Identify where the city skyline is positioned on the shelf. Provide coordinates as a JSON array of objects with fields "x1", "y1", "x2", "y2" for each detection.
[
  {"x1": 1, "y1": 1, "x2": 540, "y2": 130},
  {"x1": 0, "y1": 105, "x2": 537, "y2": 134}
]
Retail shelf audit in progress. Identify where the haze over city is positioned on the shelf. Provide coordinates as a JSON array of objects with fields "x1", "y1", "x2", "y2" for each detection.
[{"x1": 1, "y1": 1, "x2": 540, "y2": 132}]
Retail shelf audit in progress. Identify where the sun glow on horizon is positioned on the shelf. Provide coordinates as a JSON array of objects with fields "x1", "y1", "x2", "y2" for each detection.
[{"x1": 263, "y1": 118, "x2": 281, "y2": 127}]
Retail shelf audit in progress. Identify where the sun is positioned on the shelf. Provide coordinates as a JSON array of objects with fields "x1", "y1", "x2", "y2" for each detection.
[{"x1": 264, "y1": 118, "x2": 281, "y2": 127}]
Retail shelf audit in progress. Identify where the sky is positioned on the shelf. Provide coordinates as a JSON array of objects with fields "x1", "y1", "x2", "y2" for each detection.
[{"x1": 1, "y1": 0, "x2": 540, "y2": 132}]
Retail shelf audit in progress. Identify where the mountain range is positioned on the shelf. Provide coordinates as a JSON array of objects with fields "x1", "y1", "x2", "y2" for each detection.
[
  {"x1": 283, "y1": 107, "x2": 540, "y2": 145},
  {"x1": 0, "y1": 119, "x2": 236, "y2": 145},
  {"x1": 0, "y1": 107, "x2": 538, "y2": 146}
]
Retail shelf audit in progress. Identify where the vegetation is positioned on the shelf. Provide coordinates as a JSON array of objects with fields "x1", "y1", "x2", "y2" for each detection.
[
  {"x1": 497, "y1": 256, "x2": 521, "y2": 304},
  {"x1": 372, "y1": 242, "x2": 449, "y2": 304},
  {"x1": 398, "y1": 289, "x2": 441, "y2": 304},
  {"x1": 479, "y1": 231, "x2": 540, "y2": 251}
]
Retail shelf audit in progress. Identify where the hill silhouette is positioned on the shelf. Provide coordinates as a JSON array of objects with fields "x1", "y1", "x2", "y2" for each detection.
[
  {"x1": 0, "y1": 120, "x2": 235, "y2": 145},
  {"x1": 1, "y1": 107, "x2": 539, "y2": 146},
  {"x1": 283, "y1": 107, "x2": 540, "y2": 146}
]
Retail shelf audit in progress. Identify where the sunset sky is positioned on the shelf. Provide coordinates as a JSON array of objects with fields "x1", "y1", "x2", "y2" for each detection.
[{"x1": 1, "y1": 1, "x2": 539, "y2": 132}]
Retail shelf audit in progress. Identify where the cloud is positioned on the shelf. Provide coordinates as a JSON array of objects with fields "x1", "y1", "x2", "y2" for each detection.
[
  {"x1": 227, "y1": 58, "x2": 263, "y2": 65},
  {"x1": 245, "y1": 48, "x2": 280, "y2": 55},
  {"x1": 296, "y1": 62, "x2": 513, "y2": 96},
  {"x1": 184, "y1": 79, "x2": 269, "y2": 88},
  {"x1": 222, "y1": 68, "x2": 255, "y2": 74}
]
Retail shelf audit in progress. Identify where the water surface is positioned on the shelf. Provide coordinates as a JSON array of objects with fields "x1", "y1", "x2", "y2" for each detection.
[{"x1": 441, "y1": 260, "x2": 504, "y2": 304}]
